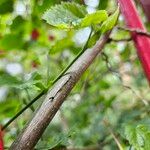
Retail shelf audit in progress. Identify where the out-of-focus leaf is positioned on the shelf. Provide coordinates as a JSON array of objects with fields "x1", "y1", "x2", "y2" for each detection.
[
  {"x1": 0, "y1": 71, "x2": 45, "y2": 90},
  {"x1": 21, "y1": 71, "x2": 46, "y2": 90},
  {"x1": 0, "y1": 72, "x2": 23, "y2": 87},
  {"x1": 99, "y1": 79, "x2": 110, "y2": 89},
  {"x1": 0, "y1": 33, "x2": 24, "y2": 50},
  {"x1": 98, "y1": 0, "x2": 109, "y2": 10},
  {"x1": 104, "y1": 95, "x2": 116, "y2": 107},
  {"x1": 0, "y1": 99, "x2": 21, "y2": 119},
  {"x1": 120, "y1": 44, "x2": 131, "y2": 61},
  {"x1": 11, "y1": 16, "x2": 27, "y2": 32},
  {"x1": 0, "y1": 0, "x2": 13, "y2": 14},
  {"x1": 50, "y1": 37, "x2": 74, "y2": 54},
  {"x1": 100, "y1": 7, "x2": 119, "y2": 33},
  {"x1": 36, "y1": 131, "x2": 74, "y2": 149},
  {"x1": 35, "y1": 0, "x2": 62, "y2": 15}
]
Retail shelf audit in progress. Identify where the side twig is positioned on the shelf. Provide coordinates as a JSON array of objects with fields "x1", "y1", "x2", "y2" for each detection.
[
  {"x1": 116, "y1": 26, "x2": 150, "y2": 38},
  {"x1": 108, "y1": 37, "x2": 132, "y2": 42},
  {"x1": 101, "y1": 52, "x2": 149, "y2": 106}
]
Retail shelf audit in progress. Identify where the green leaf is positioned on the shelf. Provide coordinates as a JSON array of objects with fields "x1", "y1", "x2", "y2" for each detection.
[
  {"x1": 124, "y1": 124, "x2": 150, "y2": 150},
  {"x1": 36, "y1": 131, "x2": 74, "y2": 149},
  {"x1": 34, "y1": 0, "x2": 61, "y2": 15},
  {"x1": 80, "y1": 10, "x2": 108, "y2": 27},
  {"x1": 43, "y1": 2, "x2": 87, "y2": 29},
  {"x1": 100, "y1": 6, "x2": 119, "y2": 33},
  {"x1": 19, "y1": 71, "x2": 46, "y2": 90},
  {"x1": 0, "y1": 72, "x2": 23, "y2": 87},
  {"x1": 120, "y1": 43, "x2": 131, "y2": 61},
  {"x1": 98, "y1": 0, "x2": 109, "y2": 10},
  {"x1": 43, "y1": 2, "x2": 108, "y2": 29},
  {"x1": 0, "y1": 99, "x2": 21, "y2": 120},
  {"x1": 0, "y1": 33, "x2": 24, "y2": 50},
  {"x1": 0, "y1": 71, "x2": 45, "y2": 90},
  {"x1": 10, "y1": 16, "x2": 27, "y2": 32},
  {"x1": 50, "y1": 37, "x2": 74, "y2": 54},
  {"x1": 0, "y1": 0, "x2": 13, "y2": 14}
]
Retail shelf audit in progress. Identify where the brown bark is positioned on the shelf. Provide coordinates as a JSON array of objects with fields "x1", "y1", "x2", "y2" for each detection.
[{"x1": 10, "y1": 32, "x2": 110, "y2": 150}]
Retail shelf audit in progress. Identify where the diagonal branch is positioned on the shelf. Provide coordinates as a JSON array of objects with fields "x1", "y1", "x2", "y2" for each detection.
[{"x1": 10, "y1": 32, "x2": 111, "y2": 150}]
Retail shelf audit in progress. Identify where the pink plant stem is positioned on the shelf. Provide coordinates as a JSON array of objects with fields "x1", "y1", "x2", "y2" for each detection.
[
  {"x1": 0, "y1": 128, "x2": 4, "y2": 150},
  {"x1": 118, "y1": 0, "x2": 150, "y2": 82}
]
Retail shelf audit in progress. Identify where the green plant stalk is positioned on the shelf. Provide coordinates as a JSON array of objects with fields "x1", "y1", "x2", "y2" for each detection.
[
  {"x1": 52, "y1": 27, "x2": 93, "y2": 84},
  {"x1": 25, "y1": 88, "x2": 35, "y2": 112},
  {"x1": 2, "y1": 27, "x2": 93, "y2": 130}
]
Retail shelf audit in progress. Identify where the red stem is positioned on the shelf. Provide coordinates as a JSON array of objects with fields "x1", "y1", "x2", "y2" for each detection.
[
  {"x1": 118, "y1": 0, "x2": 150, "y2": 82},
  {"x1": 0, "y1": 128, "x2": 4, "y2": 150}
]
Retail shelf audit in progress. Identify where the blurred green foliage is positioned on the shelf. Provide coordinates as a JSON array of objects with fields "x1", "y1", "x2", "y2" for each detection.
[{"x1": 0, "y1": 0, "x2": 150, "y2": 149}]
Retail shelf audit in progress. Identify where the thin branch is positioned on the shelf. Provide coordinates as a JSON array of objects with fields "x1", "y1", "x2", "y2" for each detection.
[
  {"x1": 25, "y1": 89, "x2": 35, "y2": 112},
  {"x1": 47, "y1": 54, "x2": 50, "y2": 86},
  {"x1": 10, "y1": 32, "x2": 111, "y2": 149},
  {"x1": 116, "y1": 26, "x2": 150, "y2": 38},
  {"x1": 101, "y1": 52, "x2": 122, "y2": 81},
  {"x1": 103, "y1": 120, "x2": 123, "y2": 150},
  {"x1": 101, "y1": 52, "x2": 149, "y2": 106},
  {"x1": 108, "y1": 37, "x2": 132, "y2": 42}
]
